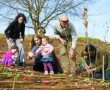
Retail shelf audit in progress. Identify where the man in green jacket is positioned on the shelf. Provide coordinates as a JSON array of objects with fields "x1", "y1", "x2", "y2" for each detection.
[{"x1": 52, "y1": 16, "x2": 77, "y2": 74}]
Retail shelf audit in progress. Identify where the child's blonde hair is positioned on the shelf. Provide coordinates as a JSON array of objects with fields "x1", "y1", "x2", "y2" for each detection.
[{"x1": 42, "y1": 36, "x2": 49, "y2": 41}]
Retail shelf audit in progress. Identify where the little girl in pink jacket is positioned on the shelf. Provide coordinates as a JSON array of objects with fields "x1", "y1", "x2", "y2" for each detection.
[
  {"x1": 1, "y1": 45, "x2": 18, "y2": 66},
  {"x1": 35, "y1": 36, "x2": 54, "y2": 75}
]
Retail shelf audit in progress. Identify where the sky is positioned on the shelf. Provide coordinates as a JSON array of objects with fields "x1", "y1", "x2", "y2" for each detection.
[
  {"x1": 86, "y1": 0, "x2": 110, "y2": 42},
  {"x1": 45, "y1": 0, "x2": 110, "y2": 42},
  {"x1": 0, "y1": 0, "x2": 110, "y2": 42}
]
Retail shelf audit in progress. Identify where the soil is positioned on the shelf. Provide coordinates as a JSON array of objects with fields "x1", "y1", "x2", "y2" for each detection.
[{"x1": 0, "y1": 34, "x2": 110, "y2": 90}]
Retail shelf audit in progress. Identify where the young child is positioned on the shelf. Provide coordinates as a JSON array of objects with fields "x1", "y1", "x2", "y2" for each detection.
[
  {"x1": 76, "y1": 50, "x2": 88, "y2": 73},
  {"x1": 1, "y1": 45, "x2": 18, "y2": 66},
  {"x1": 35, "y1": 36, "x2": 54, "y2": 75},
  {"x1": 80, "y1": 50, "x2": 89, "y2": 70},
  {"x1": 78, "y1": 49, "x2": 95, "y2": 74}
]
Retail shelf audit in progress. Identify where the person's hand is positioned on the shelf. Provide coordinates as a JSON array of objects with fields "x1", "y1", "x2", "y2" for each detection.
[
  {"x1": 28, "y1": 52, "x2": 34, "y2": 60},
  {"x1": 46, "y1": 51, "x2": 52, "y2": 55},
  {"x1": 12, "y1": 55, "x2": 19, "y2": 60},
  {"x1": 20, "y1": 39, "x2": 24, "y2": 43},
  {"x1": 86, "y1": 68, "x2": 96, "y2": 74},
  {"x1": 86, "y1": 69, "x2": 92, "y2": 74},
  {"x1": 9, "y1": 38, "x2": 13, "y2": 42},
  {"x1": 68, "y1": 48, "x2": 75, "y2": 59},
  {"x1": 28, "y1": 52, "x2": 34, "y2": 57},
  {"x1": 59, "y1": 38, "x2": 66, "y2": 45},
  {"x1": 43, "y1": 48, "x2": 49, "y2": 53},
  {"x1": 85, "y1": 66, "x2": 91, "y2": 73},
  {"x1": 91, "y1": 68, "x2": 96, "y2": 72}
]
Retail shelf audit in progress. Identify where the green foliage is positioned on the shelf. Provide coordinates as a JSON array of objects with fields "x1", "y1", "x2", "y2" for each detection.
[
  {"x1": 0, "y1": 66, "x2": 4, "y2": 72},
  {"x1": 78, "y1": 37, "x2": 100, "y2": 42},
  {"x1": 58, "y1": 73, "x2": 63, "y2": 77},
  {"x1": 28, "y1": 73, "x2": 34, "y2": 78},
  {"x1": 7, "y1": 72, "x2": 13, "y2": 77},
  {"x1": 83, "y1": 77, "x2": 90, "y2": 82},
  {"x1": 100, "y1": 80, "x2": 110, "y2": 87},
  {"x1": 15, "y1": 73, "x2": 22, "y2": 79}
]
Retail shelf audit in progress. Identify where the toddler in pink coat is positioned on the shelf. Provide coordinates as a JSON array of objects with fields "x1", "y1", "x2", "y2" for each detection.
[{"x1": 1, "y1": 45, "x2": 18, "y2": 66}]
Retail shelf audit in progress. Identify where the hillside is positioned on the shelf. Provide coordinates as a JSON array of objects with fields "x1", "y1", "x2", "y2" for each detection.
[
  {"x1": 0, "y1": 33, "x2": 109, "y2": 66},
  {"x1": 0, "y1": 33, "x2": 109, "y2": 58},
  {"x1": 0, "y1": 34, "x2": 110, "y2": 90}
]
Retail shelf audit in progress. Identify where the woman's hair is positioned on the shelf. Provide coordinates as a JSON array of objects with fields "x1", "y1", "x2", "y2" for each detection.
[
  {"x1": 85, "y1": 44, "x2": 96, "y2": 53},
  {"x1": 85, "y1": 44, "x2": 96, "y2": 57},
  {"x1": 29, "y1": 34, "x2": 42, "y2": 51},
  {"x1": 11, "y1": 45, "x2": 19, "y2": 52},
  {"x1": 14, "y1": 13, "x2": 26, "y2": 24}
]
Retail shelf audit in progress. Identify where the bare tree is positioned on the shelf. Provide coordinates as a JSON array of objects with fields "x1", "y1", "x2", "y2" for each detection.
[{"x1": 0, "y1": 0, "x2": 92, "y2": 34}]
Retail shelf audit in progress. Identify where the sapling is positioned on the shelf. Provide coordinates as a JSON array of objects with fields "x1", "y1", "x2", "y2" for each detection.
[
  {"x1": 83, "y1": 6, "x2": 95, "y2": 89},
  {"x1": 12, "y1": 77, "x2": 16, "y2": 90},
  {"x1": 102, "y1": 22, "x2": 109, "y2": 81}
]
